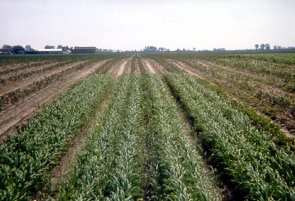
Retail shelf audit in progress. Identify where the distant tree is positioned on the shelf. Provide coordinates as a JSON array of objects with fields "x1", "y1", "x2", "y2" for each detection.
[
  {"x1": 255, "y1": 44, "x2": 259, "y2": 50},
  {"x1": 45, "y1": 45, "x2": 55, "y2": 49},
  {"x1": 61, "y1": 46, "x2": 70, "y2": 51},
  {"x1": 193, "y1": 48, "x2": 196, "y2": 51},
  {"x1": 260, "y1": 44, "x2": 265, "y2": 50},
  {"x1": 57, "y1": 45, "x2": 63, "y2": 49},
  {"x1": 11, "y1": 45, "x2": 25, "y2": 54},
  {"x1": 143, "y1": 46, "x2": 157, "y2": 52},
  {"x1": 25, "y1": 45, "x2": 33, "y2": 51},
  {"x1": 265, "y1": 43, "x2": 270, "y2": 50},
  {"x1": 2, "y1": 44, "x2": 12, "y2": 50}
]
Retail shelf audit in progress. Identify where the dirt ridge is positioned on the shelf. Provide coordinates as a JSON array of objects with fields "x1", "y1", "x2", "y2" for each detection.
[{"x1": 0, "y1": 60, "x2": 108, "y2": 142}]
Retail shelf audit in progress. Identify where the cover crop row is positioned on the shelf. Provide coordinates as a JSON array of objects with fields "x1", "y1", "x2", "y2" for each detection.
[
  {"x1": 0, "y1": 73, "x2": 111, "y2": 200},
  {"x1": 166, "y1": 73, "x2": 295, "y2": 200},
  {"x1": 58, "y1": 74, "x2": 222, "y2": 200},
  {"x1": 141, "y1": 74, "x2": 221, "y2": 201},
  {"x1": 59, "y1": 75, "x2": 142, "y2": 200}
]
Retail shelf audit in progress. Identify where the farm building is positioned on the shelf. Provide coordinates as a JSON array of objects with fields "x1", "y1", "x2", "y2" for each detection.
[
  {"x1": 72, "y1": 47, "x2": 96, "y2": 54},
  {"x1": 37, "y1": 49, "x2": 63, "y2": 54},
  {"x1": 0, "y1": 49, "x2": 12, "y2": 55}
]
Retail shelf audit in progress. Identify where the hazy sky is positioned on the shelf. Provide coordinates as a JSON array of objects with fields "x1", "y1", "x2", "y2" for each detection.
[{"x1": 1, "y1": 0, "x2": 294, "y2": 50}]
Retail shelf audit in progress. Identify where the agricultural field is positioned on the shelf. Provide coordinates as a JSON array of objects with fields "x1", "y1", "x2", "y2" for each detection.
[{"x1": 0, "y1": 52, "x2": 294, "y2": 201}]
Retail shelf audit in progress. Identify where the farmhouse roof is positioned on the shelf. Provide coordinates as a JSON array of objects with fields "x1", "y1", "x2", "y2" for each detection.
[
  {"x1": 73, "y1": 47, "x2": 96, "y2": 49},
  {"x1": 37, "y1": 49, "x2": 63, "y2": 52}
]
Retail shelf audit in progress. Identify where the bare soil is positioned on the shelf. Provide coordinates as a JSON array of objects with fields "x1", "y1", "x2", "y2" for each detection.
[
  {"x1": 143, "y1": 58, "x2": 167, "y2": 75},
  {"x1": 117, "y1": 60, "x2": 128, "y2": 76},
  {"x1": 0, "y1": 61, "x2": 69, "y2": 80},
  {"x1": 141, "y1": 59, "x2": 156, "y2": 74},
  {"x1": 0, "y1": 61, "x2": 49, "y2": 74},
  {"x1": 106, "y1": 58, "x2": 131, "y2": 78},
  {"x1": 0, "y1": 60, "x2": 88, "y2": 96},
  {"x1": 0, "y1": 60, "x2": 108, "y2": 142},
  {"x1": 168, "y1": 59, "x2": 205, "y2": 79}
]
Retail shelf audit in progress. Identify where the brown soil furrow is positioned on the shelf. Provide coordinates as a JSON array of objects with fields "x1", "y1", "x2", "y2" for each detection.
[
  {"x1": 142, "y1": 59, "x2": 156, "y2": 74},
  {"x1": 167, "y1": 59, "x2": 204, "y2": 79},
  {"x1": 124, "y1": 59, "x2": 132, "y2": 74},
  {"x1": 105, "y1": 58, "x2": 131, "y2": 78},
  {"x1": 0, "y1": 60, "x2": 108, "y2": 142},
  {"x1": 106, "y1": 60, "x2": 122, "y2": 77},
  {"x1": 0, "y1": 60, "x2": 88, "y2": 96},
  {"x1": 144, "y1": 58, "x2": 167, "y2": 75},
  {"x1": 117, "y1": 60, "x2": 127, "y2": 77},
  {"x1": 0, "y1": 61, "x2": 49, "y2": 74},
  {"x1": 125, "y1": 59, "x2": 132, "y2": 74},
  {"x1": 0, "y1": 61, "x2": 70, "y2": 80}
]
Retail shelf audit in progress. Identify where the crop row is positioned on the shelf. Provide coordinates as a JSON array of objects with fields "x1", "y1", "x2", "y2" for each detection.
[
  {"x1": 165, "y1": 73, "x2": 295, "y2": 200},
  {"x1": 241, "y1": 53, "x2": 295, "y2": 65},
  {"x1": 57, "y1": 74, "x2": 223, "y2": 200},
  {"x1": 141, "y1": 74, "x2": 221, "y2": 200},
  {"x1": 211, "y1": 57, "x2": 295, "y2": 93},
  {"x1": 0, "y1": 60, "x2": 51, "y2": 76},
  {"x1": 95, "y1": 58, "x2": 122, "y2": 74},
  {"x1": 0, "y1": 54, "x2": 115, "y2": 66},
  {"x1": 137, "y1": 56, "x2": 146, "y2": 73},
  {"x1": 59, "y1": 75, "x2": 142, "y2": 200},
  {"x1": 0, "y1": 60, "x2": 75, "y2": 84},
  {"x1": 0, "y1": 59, "x2": 99, "y2": 111},
  {"x1": 130, "y1": 56, "x2": 137, "y2": 73},
  {"x1": 0, "y1": 73, "x2": 111, "y2": 200},
  {"x1": 146, "y1": 54, "x2": 295, "y2": 135}
]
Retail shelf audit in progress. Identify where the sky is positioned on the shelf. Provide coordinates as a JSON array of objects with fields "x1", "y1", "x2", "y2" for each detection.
[{"x1": 0, "y1": 0, "x2": 294, "y2": 51}]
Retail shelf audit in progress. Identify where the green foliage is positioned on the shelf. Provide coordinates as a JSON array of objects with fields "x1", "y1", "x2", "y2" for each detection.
[
  {"x1": 59, "y1": 75, "x2": 142, "y2": 200},
  {"x1": 0, "y1": 60, "x2": 100, "y2": 111},
  {"x1": 0, "y1": 74, "x2": 111, "y2": 200},
  {"x1": 165, "y1": 73, "x2": 295, "y2": 200},
  {"x1": 141, "y1": 74, "x2": 221, "y2": 201}
]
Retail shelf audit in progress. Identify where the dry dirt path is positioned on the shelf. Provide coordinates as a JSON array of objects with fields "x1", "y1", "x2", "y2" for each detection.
[
  {"x1": 143, "y1": 58, "x2": 167, "y2": 75},
  {"x1": 0, "y1": 60, "x2": 108, "y2": 142},
  {"x1": 106, "y1": 58, "x2": 131, "y2": 78},
  {"x1": 117, "y1": 60, "x2": 128, "y2": 76},
  {"x1": 142, "y1": 59, "x2": 157, "y2": 74}
]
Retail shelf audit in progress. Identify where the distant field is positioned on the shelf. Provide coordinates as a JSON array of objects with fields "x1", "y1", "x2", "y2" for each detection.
[
  {"x1": 0, "y1": 52, "x2": 294, "y2": 200},
  {"x1": 149, "y1": 52, "x2": 295, "y2": 136}
]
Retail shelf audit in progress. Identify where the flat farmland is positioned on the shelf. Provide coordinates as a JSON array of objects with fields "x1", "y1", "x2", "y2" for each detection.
[{"x1": 0, "y1": 53, "x2": 294, "y2": 201}]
